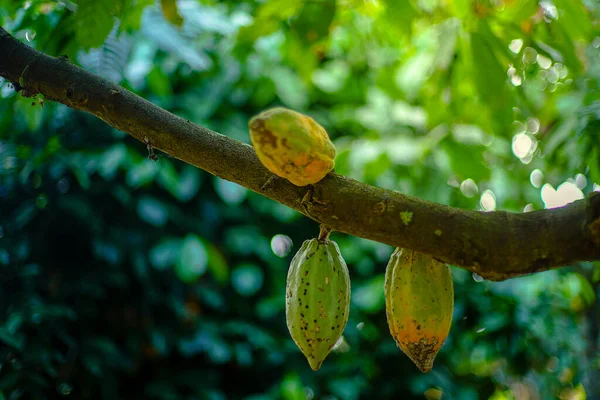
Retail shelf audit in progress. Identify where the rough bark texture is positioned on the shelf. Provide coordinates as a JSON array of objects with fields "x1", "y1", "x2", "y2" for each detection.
[{"x1": 1, "y1": 27, "x2": 599, "y2": 280}]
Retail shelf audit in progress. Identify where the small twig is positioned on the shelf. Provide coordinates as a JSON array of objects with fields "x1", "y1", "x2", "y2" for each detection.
[
  {"x1": 301, "y1": 187, "x2": 314, "y2": 218},
  {"x1": 143, "y1": 137, "x2": 158, "y2": 161},
  {"x1": 318, "y1": 225, "x2": 332, "y2": 242},
  {"x1": 260, "y1": 175, "x2": 277, "y2": 191}
]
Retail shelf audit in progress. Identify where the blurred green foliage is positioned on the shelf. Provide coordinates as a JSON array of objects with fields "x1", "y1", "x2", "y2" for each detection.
[{"x1": 1, "y1": 0, "x2": 600, "y2": 399}]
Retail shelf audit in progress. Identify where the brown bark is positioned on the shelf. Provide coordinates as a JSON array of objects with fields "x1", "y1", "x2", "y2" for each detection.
[{"x1": 1, "y1": 26, "x2": 599, "y2": 280}]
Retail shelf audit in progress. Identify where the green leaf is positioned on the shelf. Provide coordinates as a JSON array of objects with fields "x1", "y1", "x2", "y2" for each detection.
[
  {"x1": 451, "y1": 0, "x2": 472, "y2": 19},
  {"x1": 0, "y1": 328, "x2": 25, "y2": 350},
  {"x1": 552, "y1": 0, "x2": 592, "y2": 41},
  {"x1": 469, "y1": 27, "x2": 512, "y2": 133},
  {"x1": 496, "y1": 0, "x2": 537, "y2": 24},
  {"x1": 270, "y1": 66, "x2": 309, "y2": 109},
  {"x1": 126, "y1": 159, "x2": 157, "y2": 188},
  {"x1": 231, "y1": 264, "x2": 263, "y2": 297},
  {"x1": 334, "y1": 148, "x2": 351, "y2": 176},
  {"x1": 150, "y1": 237, "x2": 182, "y2": 270},
  {"x1": 16, "y1": 95, "x2": 44, "y2": 132},
  {"x1": 352, "y1": 275, "x2": 385, "y2": 313},
  {"x1": 157, "y1": 163, "x2": 202, "y2": 202},
  {"x1": 289, "y1": 0, "x2": 336, "y2": 45},
  {"x1": 175, "y1": 234, "x2": 208, "y2": 283},
  {"x1": 236, "y1": 0, "x2": 303, "y2": 45},
  {"x1": 589, "y1": 146, "x2": 600, "y2": 185},
  {"x1": 99, "y1": 143, "x2": 128, "y2": 180},
  {"x1": 203, "y1": 240, "x2": 229, "y2": 285},
  {"x1": 74, "y1": 0, "x2": 119, "y2": 49},
  {"x1": 280, "y1": 373, "x2": 305, "y2": 400},
  {"x1": 383, "y1": 0, "x2": 416, "y2": 37},
  {"x1": 214, "y1": 178, "x2": 248, "y2": 205},
  {"x1": 147, "y1": 66, "x2": 173, "y2": 97},
  {"x1": 121, "y1": 0, "x2": 153, "y2": 32},
  {"x1": 160, "y1": 0, "x2": 183, "y2": 27},
  {"x1": 442, "y1": 139, "x2": 490, "y2": 182},
  {"x1": 137, "y1": 196, "x2": 168, "y2": 227}
]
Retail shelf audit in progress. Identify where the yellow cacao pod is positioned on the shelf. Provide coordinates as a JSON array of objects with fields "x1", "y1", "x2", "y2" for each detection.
[
  {"x1": 384, "y1": 248, "x2": 454, "y2": 373},
  {"x1": 286, "y1": 238, "x2": 350, "y2": 370},
  {"x1": 248, "y1": 107, "x2": 336, "y2": 186}
]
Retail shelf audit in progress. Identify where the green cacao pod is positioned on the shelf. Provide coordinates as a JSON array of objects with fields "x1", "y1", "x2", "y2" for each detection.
[
  {"x1": 286, "y1": 238, "x2": 350, "y2": 370},
  {"x1": 249, "y1": 107, "x2": 336, "y2": 187},
  {"x1": 384, "y1": 248, "x2": 454, "y2": 373}
]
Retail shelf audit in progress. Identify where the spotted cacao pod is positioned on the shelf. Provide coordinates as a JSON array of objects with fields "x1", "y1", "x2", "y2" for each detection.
[
  {"x1": 384, "y1": 248, "x2": 454, "y2": 373},
  {"x1": 286, "y1": 238, "x2": 350, "y2": 370},
  {"x1": 249, "y1": 107, "x2": 335, "y2": 186}
]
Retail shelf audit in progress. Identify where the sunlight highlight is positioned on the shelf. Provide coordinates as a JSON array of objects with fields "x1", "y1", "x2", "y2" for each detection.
[
  {"x1": 512, "y1": 133, "x2": 535, "y2": 161},
  {"x1": 480, "y1": 190, "x2": 496, "y2": 211},
  {"x1": 530, "y1": 169, "x2": 544, "y2": 188},
  {"x1": 460, "y1": 179, "x2": 478, "y2": 198},
  {"x1": 541, "y1": 182, "x2": 584, "y2": 209}
]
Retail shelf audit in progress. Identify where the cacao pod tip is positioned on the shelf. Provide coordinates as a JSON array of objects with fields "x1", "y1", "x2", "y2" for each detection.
[
  {"x1": 402, "y1": 340, "x2": 439, "y2": 373},
  {"x1": 307, "y1": 356, "x2": 324, "y2": 371}
]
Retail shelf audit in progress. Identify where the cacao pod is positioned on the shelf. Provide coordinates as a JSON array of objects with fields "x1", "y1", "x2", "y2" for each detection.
[
  {"x1": 286, "y1": 238, "x2": 350, "y2": 370},
  {"x1": 249, "y1": 107, "x2": 336, "y2": 186},
  {"x1": 384, "y1": 248, "x2": 454, "y2": 373}
]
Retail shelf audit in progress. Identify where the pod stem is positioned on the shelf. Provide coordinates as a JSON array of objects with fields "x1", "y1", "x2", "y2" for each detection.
[{"x1": 318, "y1": 225, "x2": 332, "y2": 242}]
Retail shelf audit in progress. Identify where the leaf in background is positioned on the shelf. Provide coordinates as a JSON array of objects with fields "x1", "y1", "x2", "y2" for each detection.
[
  {"x1": 270, "y1": 66, "x2": 309, "y2": 109},
  {"x1": 175, "y1": 165, "x2": 202, "y2": 202},
  {"x1": 158, "y1": 162, "x2": 202, "y2": 202},
  {"x1": 442, "y1": 139, "x2": 490, "y2": 182},
  {"x1": 352, "y1": 275, "x2": 385, "y2": 313},
  {"x1": 434, "y1": 19, "x2": 459, "y2": 71},
  {"x1": 160, "y1": 0, "x2": 183, "y2": 28},
  {"x1": 147, "y1": 66, "x2": 172, "y2": 97},
  {"x1": 552, "y1": 0, "x2": 592, "y2": 41},
  {"x1": 78, "y1": 27, "x2": 131, "y2": 83},
  {"x1": 99, "y1": 143, "x2": 128, "y2": 180},
  {"x1": 0, "y1": 328, "x2": 25, "y2": 350},
  {"x1": 126, "y1": 158, "x2": 157, "y2": 188},
  {"x1": 543, "y1": 20, "x2": 583, "y2": 74},
  {"x1": 364, "y1": 153, "x2": 392, "y2": 183},
  {"x1": 236, "y1": 0, "x2": 303, "y2": 45},
  {"x1": 121, "y1": 0, "x2": 154, "y2": 32},
  {"x1": 141, "y1": 7, "x2": 212, "y2": 71},
  {"x1": 74, "y1": 0, "x2": 119, "y2": 49},
  {"x1": 334, "y1": 148, "x2": 351, "y2": 176},
  {"x1": 589, "y1": 146, "x2": 600, "y2": 185},
  {"x1": 285, "y1": 34, "x2": 318, "y2": 82},
  {"x1": 469, "y1": 27, "x2": 512, "y2": 134},
  {"x1": 214, "y1": 178, "x2": 248, "y2": 205},
  {"x1": 450, "y1": 0, "x2": 472, "y2": 19},
  {"x1": 232, "y1": 264, "x2": 264, "y2": 297},
  {"x1": 496, "y1": 0, "x2": 537, "y2": 24},
  {"x1": 289, "y1": 0, "x2": 336, "y2": 45},
  {"x1": 137, "y1": 196, "x2": 169, "y2": 227},
  {"x1": 382, "y1": 0, "x2": 416, "y2": 37},
  {"x1": 395, "y1": 48, "x2": 436, "y2": 97},
  {"x1": 544, "y1": 117, "x2": 577, "y2": 156},
  {"x1": 175, "y1": 235, "x2": 208, "y2": 283},
  {"x1": 16, "y1": 95, "x2": 44, "y2": 132},
  {"x1": 280, "y1": 373, "x2": 305, "y2": 400},
  {"x1": 312, "y1": 60, "x2": 350, "y2": 93},
  {"x1": 202, "y1": 239, "x2": 229, "y2": 285},
  {"x1": 150, "y1": 237, "x2": 182, "y2": 270}
]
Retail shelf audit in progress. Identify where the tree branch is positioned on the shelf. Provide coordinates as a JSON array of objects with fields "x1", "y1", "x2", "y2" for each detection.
[{"x1": 1, "y1": 27, "x2": 599, "y2": 280}]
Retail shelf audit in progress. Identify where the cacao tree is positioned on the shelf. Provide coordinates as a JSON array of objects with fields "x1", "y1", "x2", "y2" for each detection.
[{"x1": 0, "y1": 0, "x2": 599, "y2": 399}]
